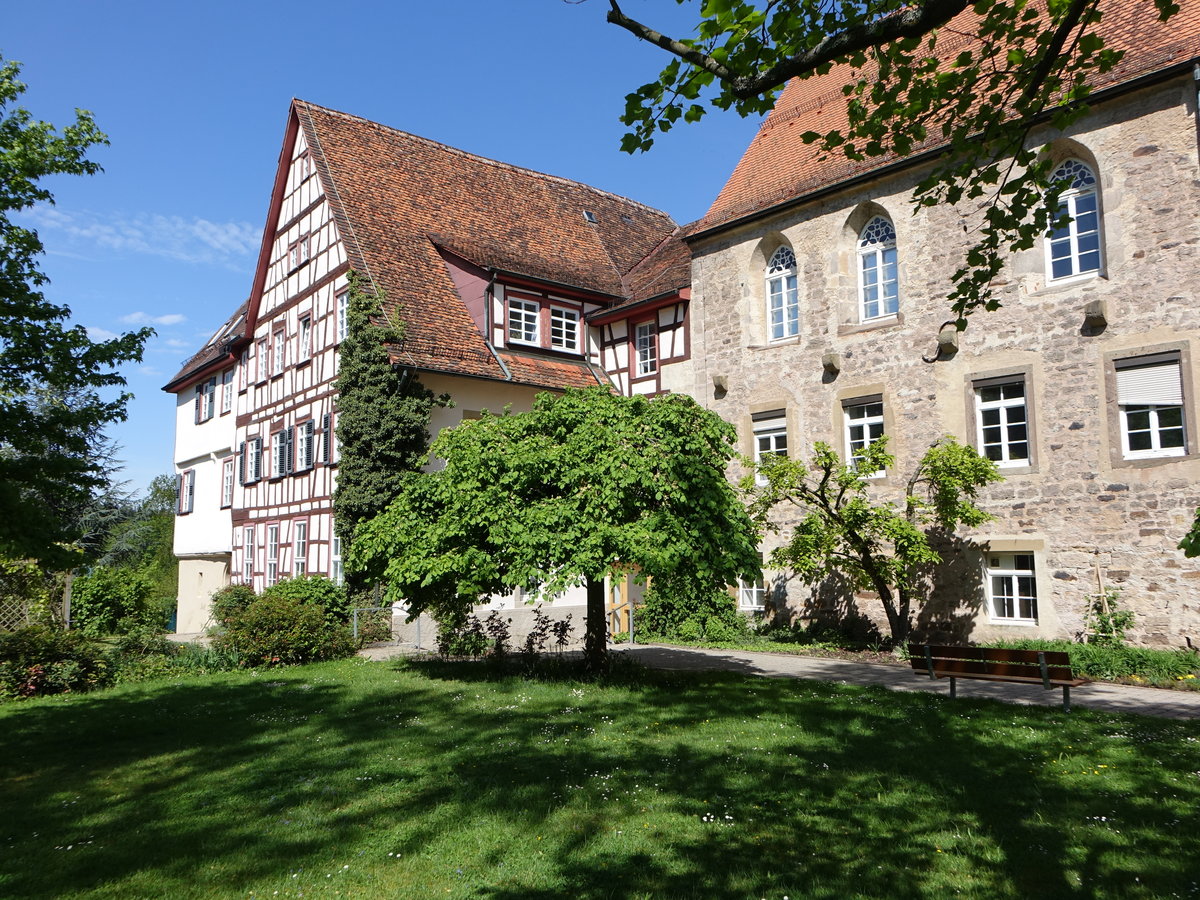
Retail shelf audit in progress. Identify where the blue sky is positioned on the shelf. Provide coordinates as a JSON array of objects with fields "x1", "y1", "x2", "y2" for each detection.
[{"x1": 5, "y1": 0, "x2": 763, "y2": 496}]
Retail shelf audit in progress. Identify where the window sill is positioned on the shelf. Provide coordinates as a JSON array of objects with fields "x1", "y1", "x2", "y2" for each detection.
[
  {"x1": 987, "y1": 618, "x2": 1039, "y2": 627},
  {"x1": 1112, "y1": 451, "x2": 1194, "y2": 470},
  {"x1": 838, "y1": 313, "x2": 903, "y2": 337},
  {"x1": 1026, "y1": 271, "x2": 1104, "y2": 297},
  {"x1": 993, "y1": 463, "x2": 1037, "y2": 476},
  {"x1": 295, "y1": 358, "x2": 311, "y2": 368}
]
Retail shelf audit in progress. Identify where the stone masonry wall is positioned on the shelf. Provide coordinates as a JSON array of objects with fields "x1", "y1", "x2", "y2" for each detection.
[{"x1": 684, "y1": 75, "x2": 1200, "y2": 647}]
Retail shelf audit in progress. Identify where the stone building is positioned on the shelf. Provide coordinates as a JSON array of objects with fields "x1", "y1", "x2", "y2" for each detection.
[{"x1": 678, "y1": 3, "x2": 1200, "y2": 646}]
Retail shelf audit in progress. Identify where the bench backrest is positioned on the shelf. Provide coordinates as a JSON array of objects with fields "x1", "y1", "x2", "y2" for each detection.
[{"x1": 911, "y1": 644, "x2": 1077, "y2": 683}]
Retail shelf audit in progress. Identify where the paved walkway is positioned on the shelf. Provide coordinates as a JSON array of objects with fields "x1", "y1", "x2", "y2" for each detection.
[{"x1": 607, "y1": 644, "x2": 1200, "y2": 720}]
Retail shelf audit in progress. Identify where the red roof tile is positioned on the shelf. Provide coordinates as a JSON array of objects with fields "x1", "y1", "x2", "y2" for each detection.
[
  {"x1": 695, "y1": 0, "x2": 1200, "y2": 234},
  {"x1": 162, "y1": 300, "x2": 248, "y2": 392},
  {"x1": 297, "y1": 102, "x2": 682, "y2": 382}
]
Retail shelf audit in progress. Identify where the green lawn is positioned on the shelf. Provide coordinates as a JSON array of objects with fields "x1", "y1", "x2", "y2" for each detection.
[{"x1": 1, "y1": 657, "x2": 1198, "y2": 900}]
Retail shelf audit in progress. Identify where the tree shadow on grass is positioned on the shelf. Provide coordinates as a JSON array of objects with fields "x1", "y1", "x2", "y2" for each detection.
[{"x1": 0, "y1": 660, "x2": 1197, "y2": 899}]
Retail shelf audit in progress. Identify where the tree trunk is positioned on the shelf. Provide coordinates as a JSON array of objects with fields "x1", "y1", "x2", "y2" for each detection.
[{"x1": 584, "y1": 575, "x2": 608, "y2": 673}]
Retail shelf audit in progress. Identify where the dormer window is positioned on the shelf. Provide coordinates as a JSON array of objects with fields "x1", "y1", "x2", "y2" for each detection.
[
  {"x1": 550, "y1": 307, "x2": 580, "y2": 351},
  {"x1": 508, "y1": 299, "x2": 540, "y2": 345}
]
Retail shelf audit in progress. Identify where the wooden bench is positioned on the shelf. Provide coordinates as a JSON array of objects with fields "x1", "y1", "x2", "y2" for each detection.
[{"x1": 911, "y1": 645, "x2": 1089, "y2": 711}]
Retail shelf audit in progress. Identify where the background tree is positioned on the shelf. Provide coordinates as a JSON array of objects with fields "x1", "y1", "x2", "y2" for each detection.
[
  {"x1": 749, "y1": 436, "x2": 1001, "y2": 644},
  {"x1": 607, "y1": 0, "x2": 1179, "y2": 326},
  {"x1": 0, "y1": 56, "x2": 150, "y2": 566},
  {"x1": 331, "y1": 273, "x2": 444, "y2": 566},
  {"x1": 349, "y1": 387, "x2": 761, "y2": 670}
]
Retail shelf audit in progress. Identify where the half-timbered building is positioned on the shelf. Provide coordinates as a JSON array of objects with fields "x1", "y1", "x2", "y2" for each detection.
[{"x1": 166, "y1": 101, "x2": 690, "y2": 631}]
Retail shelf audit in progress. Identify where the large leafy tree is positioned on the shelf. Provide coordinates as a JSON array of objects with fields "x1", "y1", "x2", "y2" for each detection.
[
  {"x1": 607, "y1": 0, "x2": 1179, "y2": 325},
  {"x1": 0, "y1": 57, "x2": 149, "y2": 566},
  {"x1": 750, "y1": 436, "x2": 1001, "y2": 644},
  {"x1": 349, "y1": 387, "x2": 761, "y2": 670}
]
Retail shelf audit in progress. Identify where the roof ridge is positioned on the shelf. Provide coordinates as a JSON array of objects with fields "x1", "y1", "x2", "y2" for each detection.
[{"x1": 293, "y1": 99, "x2": 677, "y2": 220}]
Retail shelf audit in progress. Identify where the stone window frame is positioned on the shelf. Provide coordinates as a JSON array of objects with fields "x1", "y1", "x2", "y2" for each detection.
[
  {"x1": 751, "y1": 408, "x2": 788, "y2": 485},
  {"x1": 1045, "y1": 157, "x2": 1104, "y2": 284},
  {"x1": 857, "y1": 215, "x2": 899, "y2": 322},
  {"x1": 1103, "y1": 342, "x2": 1197, "y2": 470},
  {"x1": 765, "y1": 245, "x2": 800, "y2": 343},
  {"x1": 841, "y1": 393, "x2": 887, "y2": 479},
  {"x1": 965, "y1": 365, "x2": 1038, "y2": 474},
  {"x1": 984, "y1": 550, "x2": 1040, "y2": 626}
]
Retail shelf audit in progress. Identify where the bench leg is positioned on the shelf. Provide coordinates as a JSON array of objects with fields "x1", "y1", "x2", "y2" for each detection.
[
  {"x1": 950, "y1": 677, "x2": 956, "y2": 700},
  {"x1": 1062, "y1": 685, "x2": 1071, "y2": 713}
]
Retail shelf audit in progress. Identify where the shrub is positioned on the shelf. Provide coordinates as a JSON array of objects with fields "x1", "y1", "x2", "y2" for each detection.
[
  {"x1": 212, "y1": 593, "x2": 354, "y2": 666},
  {"x1": 0, "y1": 626, "x2": 109, "y2": 699},
  {"x1": 639, "y1": 576, "x2": 748, "y2": 643},
  {"x1": 262, "y1": 576, "x2": 350, "y2": 623},
  {"x1": 209, "y1": 584, "x2": 257, "y2": 629},
  {"x1": 71, "y1": 566, "x2": 154, "y2": 635}
]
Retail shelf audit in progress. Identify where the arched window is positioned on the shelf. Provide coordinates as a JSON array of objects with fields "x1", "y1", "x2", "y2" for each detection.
[
  {"x1": 765, "y1": 246, "x2": 799, "y2": 341},
  {"x1": 857, "y1": 216, "x2": 898, "y2": 321},
  {"x1": 1047, "y1": 159, "x2": 1101, "y2": 280}
]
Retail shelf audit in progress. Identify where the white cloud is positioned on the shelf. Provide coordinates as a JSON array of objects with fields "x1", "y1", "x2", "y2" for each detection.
[
  {"x1": 123, "y1": 311, "x2": 188, "y2": 326},
  {"x1": 86, "y1": 325, "x2": 120, "y2": 341},
  {"x1": 163, "y1": 338, "x2": 191, "y2": 349},
  {"x1": 21, "y1": 207, "x2": 259, "y2": 268}
]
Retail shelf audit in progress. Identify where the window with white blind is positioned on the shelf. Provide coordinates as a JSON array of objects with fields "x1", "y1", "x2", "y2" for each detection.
[
  {"x1": 844, "y1": 398, "x2": 886, "y2": 476},
  {"x1": 1115, "y1": 355, "x2": 1186, "y2": 459},
  {"x1": 752, "y1": 411, "x2": 787, "y2": 485}
]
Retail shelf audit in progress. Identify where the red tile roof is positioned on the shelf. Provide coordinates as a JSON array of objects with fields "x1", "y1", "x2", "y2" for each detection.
[
  {"x1": 695, "y1": 0, "x2": 1200, "y2": 235},
  {"x1": 297, "y1": 102, "x2": 683, "y2": 388},
  {"x1": 162, "y1": 300, "x2": 248, "y2": 392}
]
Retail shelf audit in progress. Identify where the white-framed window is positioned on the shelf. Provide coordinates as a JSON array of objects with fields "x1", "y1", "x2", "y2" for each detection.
[
  {"x1": 331, "y1": 533, "x2": 344, "y2": 586},
  {"x1": 844, "y1": 399, "x2": 885, "y2": 474},
  {"x1": 238, "y1": 350, "x2": 248, "y2": 392},
  {"x1": 975, "y1": 379, "x2": 1030, "y2": 467},
  {"x1": 1046, "y1": 158, "x2": 1101, "y2": 281},
  {"x1": 550, "y1": 307, "x2": 580, "y2": 352},
  {"x1": 266, "y1": 524, "x2": 280, "y2": 587},
  {"x1": 858, "y1": 216, "x2": 899, "y2": 321},
  {"x1": 752, "y1": 411, "x2": 787, "y2": 485},
  {"x1": 288, "y1": 235, "x2": 310, "y2": 270},
  {"x1": 508, "y1": 298, "x2": 539, "y2": 345},
  {"x1": 634, "y1": 321, "x2": 658, "y2": 376},
  {"x1": 256, "y1": 338, "x2": 268, "y2": 383},
  {"x1": 296, "y1": 149, "x2": 312, "y2": 182},
  {"x1": 177, "y1": 470, "x2": 195, "y2": 514},
  {"x1": 221, "y1": 458, "x2": 235, "y2": 508},
  {"x1": 293, "y1": 520, "x2": 308, "y2": 578},
  {"x1": 738, "y1": 575, "x2": 766, "y2": 610},
  {"x1": 766, "y1": 246, "x2": 799, "y2": 341},
  {"x1": 194, "y1": 377, "x2": 216, "y2": 423},
  {"x1": 272, "y1": 330, "x2": 285, "y2": 376},
  {"x1": 336, "y1": 291, "x2": 349, "y2": 344},
  {"x1": 241, "y1": 437, "x2": 263, "y2": 484},
  {"x1": 221, "y1": 369, "x2": 234, "y2": 414},
  {"x1": 986, "y1": 552, "x2": 1038, "y2": 624},
  {"x1": 298, "y1": 317, "x2": 312, "y2": 361},
  {"x1": 242, "y1": 526, "x2": 255, "y2": 584},
  {"x1": 1116, "y1": 355, "x2": 1186, "y2": 459}
]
